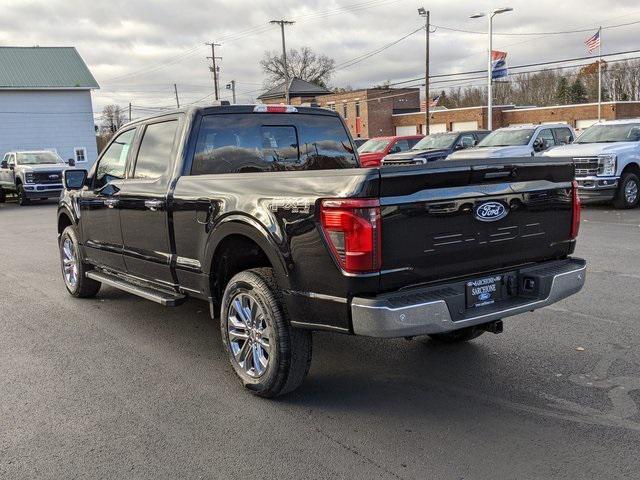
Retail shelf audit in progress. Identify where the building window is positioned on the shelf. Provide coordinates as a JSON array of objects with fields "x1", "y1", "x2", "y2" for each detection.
[
  {"x1": 343, "y1": 103, "x2": 347, "y2": 119},
  {"x1": 355, "y1": 101, "x2": 361, "y2": 118},
  {"x1": 74, "y1": 147, "x2": 87, "y2": 162}
]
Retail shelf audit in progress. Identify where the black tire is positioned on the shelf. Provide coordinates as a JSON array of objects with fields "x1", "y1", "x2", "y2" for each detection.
[
  {"x1": 59, "y1": 225, "x2": 101, "y2": 298},
  {"x1": 427, "y1": 326, "x2": 484, "y2": 344},
  {"x1": 220, "y1": 268, "x2": 312, "y2": 397},
  {"x1": 17, "y1": 183, "x2": 30, "y2": 206},
  {"x1": 0, "y1": 187, "x2": 5, "y2": 203},
  {"x1": 613, "y1": 172, "x2": 640, "y2": 209}
]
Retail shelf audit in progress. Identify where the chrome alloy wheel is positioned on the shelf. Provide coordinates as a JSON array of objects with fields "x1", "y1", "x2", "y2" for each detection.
[
  {"x1": 625, "y1": 179, "x2": 638, "y2": 204},
  {"x1": 61, "y1": 237, "x2": 79, "y2": 289},
  {"x1": 227, "y1": 292, "x2": 271, "y2": 378}
]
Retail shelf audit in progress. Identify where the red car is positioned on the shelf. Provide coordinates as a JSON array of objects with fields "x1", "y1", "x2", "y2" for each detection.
[{"x1": 357, "y1": 135, "x2": 423, "y2": 167}]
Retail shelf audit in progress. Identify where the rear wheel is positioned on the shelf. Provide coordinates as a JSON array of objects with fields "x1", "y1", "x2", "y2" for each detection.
[
  {"x1": 0, "y1": 187, "x2": 5, "y2": 203},
  {"x1": 17, "y1": 183, "x2": 30, "y2": 206},
  {"x1": 427, "y1": 326, "x2": 485, "y2": 344},
  {"x1": 220, "y1": 268, "x2": 312, "y2": 397},
  {"x1": 613, "y1": 172, "x2": 639, "y2": 209},
  {"x1": 59, "y1": 225, "x2": 101, "y2": 298}
]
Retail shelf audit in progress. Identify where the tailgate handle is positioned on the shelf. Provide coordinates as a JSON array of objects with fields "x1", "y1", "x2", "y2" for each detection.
[{"x1": 484, "y1": 168, "x2": 517, "y2": 180}]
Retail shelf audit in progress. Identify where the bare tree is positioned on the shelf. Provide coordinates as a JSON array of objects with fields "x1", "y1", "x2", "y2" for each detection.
[
  {"x1": 100, "y1": 105, "x2": 127, "y2": 134},
  {"x1": 260, "y1": 47, "x2": 335, "y2": 88}
]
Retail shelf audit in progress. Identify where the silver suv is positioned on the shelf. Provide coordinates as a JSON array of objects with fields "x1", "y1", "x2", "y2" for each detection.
[{"x1": 0, "y1": 151, "x2": 72, "y2": 206}]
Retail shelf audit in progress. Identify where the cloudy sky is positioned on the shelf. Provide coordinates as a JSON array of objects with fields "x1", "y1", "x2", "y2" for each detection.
[{"x1": 2, "y1": 0, "x2": 639, "y2": 121}]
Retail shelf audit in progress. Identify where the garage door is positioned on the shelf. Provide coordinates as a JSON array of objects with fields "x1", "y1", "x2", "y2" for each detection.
[
  {"x1": 423, "y1": 123, "x2": 447, "y2": 134},
  {"x1": 395, "y1": 125, "x2": 418, "y2": 136},
  {"x1": 576, "y1": 119, "x2": 598, "y2": 130},
  {"x1": 452, "y1": 121, "x2": 478, "y2": 131}
]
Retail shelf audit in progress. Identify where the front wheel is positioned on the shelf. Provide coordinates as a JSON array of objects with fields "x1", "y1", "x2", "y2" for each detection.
[
  {"x1": 613, "y1": 172, "x2": 640, "y2": 209},
  {"x1": 17, "y1": 184, "x2": 30, "y2": 206},
  {"x1": 59, "y1": 226, "x2": 101, "y2": 298},
  {"x1": 220, "y1": 268, "x2": 312, "y2": 397}
]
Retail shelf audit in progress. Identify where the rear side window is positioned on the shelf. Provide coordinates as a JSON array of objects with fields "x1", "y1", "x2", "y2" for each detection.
[
  {"x1": 133, "y1": 120, "x2": 178, "y2": 179},
  {"x1": 191, "y1": 113, "x2": 356, "y2": 175}
]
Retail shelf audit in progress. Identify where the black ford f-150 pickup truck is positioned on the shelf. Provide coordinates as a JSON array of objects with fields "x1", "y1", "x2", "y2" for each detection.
[{"x1": 57, "y1": 104, "x2": 586, "y2": 397}]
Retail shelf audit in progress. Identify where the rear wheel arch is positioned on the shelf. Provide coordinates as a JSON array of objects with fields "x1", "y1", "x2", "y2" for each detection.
[{"x1": 205, "y1": 219, "x2": 291, "y2": 306}]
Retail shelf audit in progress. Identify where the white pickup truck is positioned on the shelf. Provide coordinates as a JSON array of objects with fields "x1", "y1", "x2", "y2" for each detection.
[
  {"x1": 447, "y1": 124, "x2": 575, "y2": 159},
  {"x1": 544, "y1": 119, "x2": 640, "y2": 209}
]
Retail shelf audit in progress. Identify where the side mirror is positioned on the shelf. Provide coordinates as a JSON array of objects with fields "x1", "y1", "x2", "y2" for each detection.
[
  {"x1": 0, "y1": 160, "x2": 7, "y2": 169},
  {"x1": 389, "y1": 146, "x2": 401, "y2": 154},
  {"x1": 63, "y1": 169, "x2": 87, "y2": 190},
  {"x1": 533, "y1": 138, "x2": 544, "y2": 152},
  {"x1": 67, "y1": 158, "x2": 76, "y2": 167},
  {"x1": 454, "y1": 143, "x2": 464, "y2": 150}
]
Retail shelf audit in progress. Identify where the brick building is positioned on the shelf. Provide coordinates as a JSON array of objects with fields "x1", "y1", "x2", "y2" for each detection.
[
  {"x1": 392, "y1": 101, "x2": 640, "y2": 135},
  {"x1": 314, "y1": 88, "x2": 420, "y2": 138}
]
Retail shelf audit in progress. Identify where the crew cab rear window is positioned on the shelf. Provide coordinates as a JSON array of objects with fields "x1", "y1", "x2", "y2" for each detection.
[
  {"x1": 133, "y1": 120, "x2": 178, "y2": 179},
  {"x1": 191, "y1": 113, "x2": 357, "y2": 175}
]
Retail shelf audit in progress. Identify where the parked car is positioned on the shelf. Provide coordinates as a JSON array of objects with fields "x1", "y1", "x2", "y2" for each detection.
[
  {"x1": 57, "y1": 104, "x2": 585, "y2": 397},
  {"x1": 447, "y1": 124, "x2": 575, "y2": 160},
  {"x1": 352, "y1": 137, "x2": 369, "y2": 149},
  {"x1": 544, "y1": 119, "x2": 640, "y2": 208},
  {"x1": 0, "y1": 150, "x2": 74, "y2": 205},
  {"x1": 357, "y1": 135, "x2": 423, "y2": 167},
  {"x1": 382, "y1": 130, "x2": 489, "y2": 166}
]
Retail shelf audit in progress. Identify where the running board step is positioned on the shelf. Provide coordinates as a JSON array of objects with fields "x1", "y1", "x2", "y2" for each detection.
[{"x1": 86, "y1": 271, "x2": 186, "y2": 306}]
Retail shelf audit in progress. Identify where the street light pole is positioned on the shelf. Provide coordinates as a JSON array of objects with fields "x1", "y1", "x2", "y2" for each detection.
[
  {"x1": 418, "y1": 7, "x2": 430, "y2": 135},
  {"x1": 471, "y1": 7, "x2": 513, "y2": 130}
]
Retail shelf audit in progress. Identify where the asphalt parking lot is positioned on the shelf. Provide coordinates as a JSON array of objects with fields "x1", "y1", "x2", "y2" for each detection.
[{"x1": 1, "y1": 199, "x2": 640, "y2": 479}]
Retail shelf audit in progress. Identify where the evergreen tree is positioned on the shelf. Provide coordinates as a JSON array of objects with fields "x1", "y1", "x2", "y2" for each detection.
[
  {"x1": 568, "y1": 79, "x2": 588, "y2": 104},
  {"x1": 555, "y1": 77, "x2": 570, "y2": 104}
]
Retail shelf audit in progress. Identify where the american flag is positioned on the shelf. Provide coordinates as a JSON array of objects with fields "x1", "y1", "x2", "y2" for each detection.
[
  {"x1": 585, "y1": 30, "x2": 601, "y2": 54},
  {"x1": 429, "y1": 95, "x2": 441, "y2": 108}
]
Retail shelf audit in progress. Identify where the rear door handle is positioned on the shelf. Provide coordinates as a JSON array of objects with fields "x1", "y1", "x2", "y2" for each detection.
[
  {"x1": 104, "y1": 198, "x2": 118, "y2": 208},
  {"x1": 144, "y1": 199, "x2": 165, "y2": 211}
]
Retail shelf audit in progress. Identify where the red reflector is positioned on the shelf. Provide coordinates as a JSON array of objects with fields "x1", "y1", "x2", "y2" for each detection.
[
  {"x1": 320, "y1": 198, "x2": 381, "y2": 273},
  {"x1": 571, "y1": 180, "x2": 581, "y2": 239}
]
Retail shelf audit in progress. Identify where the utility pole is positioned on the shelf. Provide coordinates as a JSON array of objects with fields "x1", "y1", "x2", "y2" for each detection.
[
  {"x1": 270, "y1": 19, "x2": 295, "y2": 103},
  {"x1": 418, "y1": 8, "x2": 430, "y2": 135},
  {"x1": 173, "y1": 83, "x2": 180, "y2": 107},
  {"x1": 206, "y1": 42, "x2": 222, "y2": 100},
  {"x1": 226, "y1": 80, "x2": 236, "y2": 104}
]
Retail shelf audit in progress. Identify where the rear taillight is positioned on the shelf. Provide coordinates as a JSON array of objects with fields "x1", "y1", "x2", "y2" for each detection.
[
  {"x1": 570, "y1": 180, "x2": 581, "y2": 239},
  {"x1": 320, "y1": 198, "x2": 381, "y2": 273}
]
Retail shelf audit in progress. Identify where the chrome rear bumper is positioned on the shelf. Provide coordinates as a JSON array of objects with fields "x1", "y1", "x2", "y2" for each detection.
[{"x1": 351, "y1": 258, "x2": 586, "y2": 338}]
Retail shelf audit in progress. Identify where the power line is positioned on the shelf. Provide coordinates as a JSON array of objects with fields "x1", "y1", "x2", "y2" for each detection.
[
  {"x1": 386, "y1": 48, "x2": 640, "y2": 87},
  {"x1": 431, "y1": 18, "x2": 640, "y2": 36}
]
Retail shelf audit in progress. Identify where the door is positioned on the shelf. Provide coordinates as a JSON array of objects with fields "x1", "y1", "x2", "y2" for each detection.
[
  {"x1": 118, "y1": 118, "x2": 179, "y2": 286},
  {"x1": 79, "y1": 128, "x2": 136, "y2": 272},
  {"x1": 0, "y1": 154, "x2": 16, "y2": 190}
]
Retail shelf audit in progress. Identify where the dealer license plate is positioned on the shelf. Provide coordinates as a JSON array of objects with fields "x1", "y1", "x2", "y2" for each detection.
[{"x1": 466, "y1": 275, "x2": 502, "y2": 308}]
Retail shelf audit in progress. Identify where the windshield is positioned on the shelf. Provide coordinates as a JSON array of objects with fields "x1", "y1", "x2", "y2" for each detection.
[
  {"x1": 358, "y1": 139, "x2": 390, "y2": 153},
  {"x1": 16, "y1": 152, "x2": 63, "y2": 165},
  {"x1": 412, "y1": 133, "x2": 458, "y2": 150},
  {"x1": 576, "y1": 123, "x2": 640, "y2": 143},
  {"x1": 478, "y1": 129, "x2": 535, "y2": 147}
]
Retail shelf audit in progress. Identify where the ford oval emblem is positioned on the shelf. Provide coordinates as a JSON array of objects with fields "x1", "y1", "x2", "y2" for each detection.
[{"x1": 474, "y1": 201, "x2": 508, "y2": 222}]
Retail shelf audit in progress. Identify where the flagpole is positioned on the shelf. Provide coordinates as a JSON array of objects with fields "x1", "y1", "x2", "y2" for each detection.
[{"x1": 598, "y1": 26, "x2": 602, "y2": 121}]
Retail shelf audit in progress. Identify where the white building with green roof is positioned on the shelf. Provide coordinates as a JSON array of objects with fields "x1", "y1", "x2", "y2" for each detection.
[{"x1": 0, "y1": 46, "x2": 99, "y2": 166}]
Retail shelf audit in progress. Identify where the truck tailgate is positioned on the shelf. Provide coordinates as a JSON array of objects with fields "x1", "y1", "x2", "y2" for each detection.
[{"x1": 378, "y1": 158, "x2": 576, "y2": 291}]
